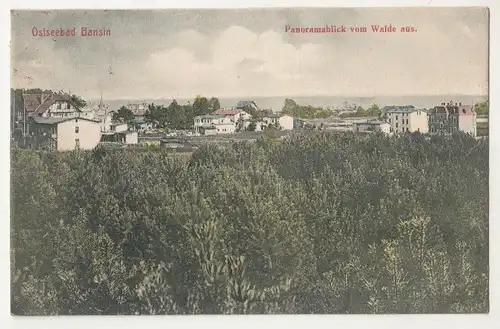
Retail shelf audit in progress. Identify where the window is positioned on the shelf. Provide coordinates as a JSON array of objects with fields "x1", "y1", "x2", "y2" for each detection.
[
  {"x1": 396, "y1": 123, "x2": 398, "y2": 128},
  {"x1": 396, "y1": 115, "x2": 398, "y2": 120},
  {"x1": 75, "y1": 139, "x2": 80, "y2": 148},
  {"x1": 56, "y1": 102, "x2": 61, "y2": 109},
  {"x1": 75, "y1": 126, "x2": 79, "y2": 133},
  {"x1": 406, "y1": 119, "x2": 409, "y2": 124}
]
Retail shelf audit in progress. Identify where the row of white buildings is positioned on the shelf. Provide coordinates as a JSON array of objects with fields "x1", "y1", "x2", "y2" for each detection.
[
  {"x1": 352, "y1": 102, "x2": 478, "y2": 136},
  {"x1": 193, "y1": 108, "x2": 294, "y2": 135},
  {"x1": 21, "y1": 94, "x2": 478, "y2": 151}
]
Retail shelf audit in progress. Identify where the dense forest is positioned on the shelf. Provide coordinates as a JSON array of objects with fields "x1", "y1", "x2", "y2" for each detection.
[{"x1": 11, "y1": 131, "x2": 488, "y2": 315}]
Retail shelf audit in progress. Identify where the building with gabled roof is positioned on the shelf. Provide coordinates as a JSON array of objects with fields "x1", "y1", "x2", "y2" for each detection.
[
  {"x1": 262, "y1": 113, "x2": 294, "y2": 130},
  {"x1": 26, "y1": 92, "x2": 95, "y2": 120},
  {"x1": 26, "y1": 116, "x2": 101, "y2": 151},
  {"x1": 212, "y1": 108, "x2": 252, "y2": 122},
  {"x1": 428, "y1": 101, "x2": 476, "y2": 136},
  {"x1": 15, "y1": 92, "x2": 50, "y2": 124},
  {"x1": 194, "y1": 114, "x2": 236, "y2": 135},
  {"x1": 126, "y1": 103, "x2": 149, "y2": 117},
  {"x1": 22, "y1": 94, "x2": 43, "y2": 113}
]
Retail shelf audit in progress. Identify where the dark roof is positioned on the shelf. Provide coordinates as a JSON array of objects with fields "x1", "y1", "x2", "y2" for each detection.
[
  {"x1": 429, "y1": 104, "x2": 474, "y2": 115},
  {"x1": 23, "y1": 94, "x2": 42, "y2": 112},
  {"x1": 383, "y1": 105, "x2": 418, "y2": 113},
  {"x1": 28, "y1": 93, "x2": 81, "y2": 117},
  {"x1": 30, "y1": 117, "x2": 68, "y2": 125},
  {"x1": 195, "y1": 114, "x2": 224, "y2": 119},
  {"x1": 30, "y1": 116, "x2": 99, "y2": 125},
  {"x1": 429, "y1": 106, "x2": 447, "y2": 114},
  {"x1": 382, "y1": 105, "x2": 415, "y2": 110}
]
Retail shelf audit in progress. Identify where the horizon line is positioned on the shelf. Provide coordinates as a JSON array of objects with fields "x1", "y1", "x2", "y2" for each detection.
[{"x1": 87, "y1": 93, "x2": 489, "y2": 101}]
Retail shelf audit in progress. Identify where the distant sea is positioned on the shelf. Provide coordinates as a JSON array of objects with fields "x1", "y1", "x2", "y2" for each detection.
[{"x1": 88, "y1": 95, "x2": 488, "y2": 112}]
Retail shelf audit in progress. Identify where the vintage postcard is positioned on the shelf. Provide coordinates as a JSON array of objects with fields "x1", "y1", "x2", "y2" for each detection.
[{"x1": 10, "y1": 7, "x2": 489, "y2": 315}]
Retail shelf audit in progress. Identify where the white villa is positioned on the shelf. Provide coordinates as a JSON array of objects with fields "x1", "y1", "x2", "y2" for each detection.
[
  {"x1": 262, "y1": 114, "x2": 294, "y2": 130},
  {"x1": 25, "y1": 93, "x2": 103, "y2": 151},
  {"x1": 27, "y1": 93, "x2": 90, "y2": 119},
  {"x1": 212, "y1": 108, "x2": 252, "y2": 122},
  {"x1": 126, "y1": 103, "x2": 149, "y2": 117},
  {"x1": 194, "y1": 114, "x2": 236, "y2": 135},
  {"x1": 27, "y1": 116, "x2": 101, "y2": 151},
  {"x1": 384, "y1": 106, "x2": 428, "y2": 134}
]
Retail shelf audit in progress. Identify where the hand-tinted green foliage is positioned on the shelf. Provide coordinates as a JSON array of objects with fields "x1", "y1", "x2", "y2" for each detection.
[
  {"x1": 474, "y1": 101, "x2": 488, "y2": 116},
  {"x1": 240, "y1": 105, "x2": 272, "y2": 119},
  {"x1": 339, "y1": 103, "x2": 382, "y2": 118},
  {"x1": 11, "y1": 132, "x2": 488, "y2": 314},
  {"x1": 282, "y1": 99, "x2": 333, "y2": 119},
  {"x1": 112, "y1": 106, "x2": 135, "y2": 123},
  {"x1": 144, "y1": 97, "x2": 220, "y2": 130}
]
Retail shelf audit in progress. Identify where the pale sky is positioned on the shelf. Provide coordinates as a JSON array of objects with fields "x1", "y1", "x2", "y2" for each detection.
[{"x1": 10, "y1": 7, "x2": 489, "y2": 100}]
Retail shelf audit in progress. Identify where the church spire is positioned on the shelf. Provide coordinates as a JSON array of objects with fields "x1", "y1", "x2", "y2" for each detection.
[{"x1": 99, "y1": 90, "x2": 103, "y2": 107}]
